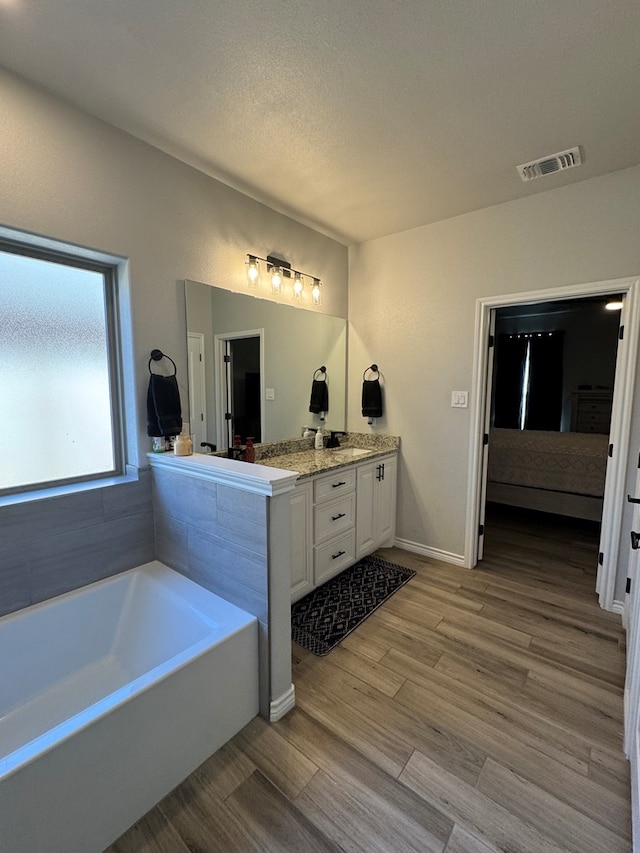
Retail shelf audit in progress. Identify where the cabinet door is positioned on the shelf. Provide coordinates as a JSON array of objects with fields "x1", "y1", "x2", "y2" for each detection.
[
  {"x1": 356, "y1": 461, "x2": 376, "y2": 559},
  {"x1": 375, "y1": 455, "x2": 397, "y2": 546},
  {"x1": 290, "y1": 482, "x2": 313, "y2": 601}
]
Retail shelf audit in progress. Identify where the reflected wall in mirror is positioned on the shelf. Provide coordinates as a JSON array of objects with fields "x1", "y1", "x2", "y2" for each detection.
[{"x1": 185, "y1": 280, "x2": 347, "y2": 450}]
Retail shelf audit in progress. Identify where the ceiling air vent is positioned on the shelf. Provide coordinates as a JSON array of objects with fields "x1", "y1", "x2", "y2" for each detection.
[{"x1": 517, "y1": 147, "x2": 582, "y2": 182}]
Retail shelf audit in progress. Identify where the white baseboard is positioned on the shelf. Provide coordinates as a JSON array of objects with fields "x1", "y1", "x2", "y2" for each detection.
[
  {"x1": 269, "y1": 684, "x2": 296, "y2": 722},
  {"x1": 613, "y1": 599, "x2": 625, "y2": 616},
  {"x1": 394, "y1": 537, "x2": 466, "y2": 568}
]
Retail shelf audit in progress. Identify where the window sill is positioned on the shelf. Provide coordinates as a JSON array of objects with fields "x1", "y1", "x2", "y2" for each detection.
[{"x1": 0, "y1": 470, "x2": 139, "y2": 508}]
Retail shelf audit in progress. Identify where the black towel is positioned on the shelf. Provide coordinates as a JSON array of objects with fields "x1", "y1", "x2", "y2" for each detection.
[
  {"x1": 362, "y1": 378, "x2": 383, "y2": 418},
  {"x1": 147, "y1": 374, "x2": 183, "y2": 436},
  {"x1": 309, "y1": 379, "x2": 329, "y2": 414}
]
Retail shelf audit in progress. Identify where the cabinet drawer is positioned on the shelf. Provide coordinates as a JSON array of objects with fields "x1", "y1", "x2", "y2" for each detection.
[
  {"x1": 314, "y1": 530, "x2": 356, "y2": 586},
  {"x1": 314, "y1": 468, "x2": 356, "y2": 502},
  {"x1": 314, "y1": 493, "x2": 356, "y2": 544}
]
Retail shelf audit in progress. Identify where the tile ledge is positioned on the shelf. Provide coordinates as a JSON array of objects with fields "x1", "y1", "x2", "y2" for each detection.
[
  {"x1": 0, "y1": 472, "x2": 140, "y2": 508},
  {"x1": 147, "y1": 452, "x2": 299, "y2": 497}
]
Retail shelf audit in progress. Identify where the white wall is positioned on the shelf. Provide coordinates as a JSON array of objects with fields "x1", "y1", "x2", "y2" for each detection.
[
  {"x1": 0, "y1": 68, "x2": 349, "y2": 467},
  {"x1": 348, "y1": 167, "x2": 640, "y2": 577}
]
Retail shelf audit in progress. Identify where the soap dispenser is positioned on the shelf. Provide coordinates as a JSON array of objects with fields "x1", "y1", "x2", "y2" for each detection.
[{"x1": 314, "y1": 427, "x2": 324, "y2": 450}]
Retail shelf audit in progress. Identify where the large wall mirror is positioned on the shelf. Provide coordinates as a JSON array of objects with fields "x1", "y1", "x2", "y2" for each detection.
[{"x1": 184, "y1": 280, "x2": 347, "y2": 450}]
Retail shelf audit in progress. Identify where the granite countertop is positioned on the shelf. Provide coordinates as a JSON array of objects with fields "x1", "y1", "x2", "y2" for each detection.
[{"x1": 256, "y1": 434, "x2": 400, "y2": 479}]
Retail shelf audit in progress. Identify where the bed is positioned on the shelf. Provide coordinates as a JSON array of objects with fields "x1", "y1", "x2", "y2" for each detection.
[{"x1": 486, "y1": 428, "x2": 609, "y2": 521}]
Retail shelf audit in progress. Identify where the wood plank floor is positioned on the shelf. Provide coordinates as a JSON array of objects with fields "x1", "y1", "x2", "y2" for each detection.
[{"x1": 107, "y1": 506, "x2": 632, "y2": 852}]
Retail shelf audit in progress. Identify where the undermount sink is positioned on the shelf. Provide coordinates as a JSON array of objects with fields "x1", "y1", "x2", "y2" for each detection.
[{"x1": 330, "y1": 447, "x2": 373, "y2": 459}]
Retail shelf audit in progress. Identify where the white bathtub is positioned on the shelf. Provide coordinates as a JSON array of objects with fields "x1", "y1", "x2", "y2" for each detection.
[{"x1": 0, "y1": 560, "x2": 259, "y2": 853}]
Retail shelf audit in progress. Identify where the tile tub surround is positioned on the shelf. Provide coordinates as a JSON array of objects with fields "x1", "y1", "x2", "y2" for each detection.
[
  {"x1": 0, "y1": 467, "x2": 154, "y2": 618},
  {"x1": 149, "y1": 452, "x2": 298, "y2": 721}
]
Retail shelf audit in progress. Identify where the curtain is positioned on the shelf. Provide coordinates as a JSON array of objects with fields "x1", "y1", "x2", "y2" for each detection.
[
  {"x1": 493, "y1": 335, "x2": 527, "y2": 428},
  {"x1": 526, "y1": 332, "x2": 564, "y2": 430},
  {"x1": 493, "y1": 331, "x2": 564, "y2": 430}
]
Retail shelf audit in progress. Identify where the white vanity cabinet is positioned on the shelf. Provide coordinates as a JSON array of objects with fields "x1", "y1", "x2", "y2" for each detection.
[
  {"x1": 290, "y1": 480, "x2": 313, "y2": 601},
  {"x1": 313, "y1": 469, "x2": 357, "y2": 586},
  {"x1": 290, "y1": 453, "x2": 397, "y2": 601},
  {"x1": 355, "y1": 454, "x2": 398, "y2": 559}
]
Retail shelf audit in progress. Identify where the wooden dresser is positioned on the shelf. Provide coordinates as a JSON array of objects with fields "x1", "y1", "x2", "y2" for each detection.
[{"x1": 570, "y1": 390, "x2": 613, "y2": 434}]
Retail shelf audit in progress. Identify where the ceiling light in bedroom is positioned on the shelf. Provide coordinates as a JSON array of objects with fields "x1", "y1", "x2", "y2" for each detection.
[{"x1": 605, "y1": 300, "x2": 623, "y2": 311}]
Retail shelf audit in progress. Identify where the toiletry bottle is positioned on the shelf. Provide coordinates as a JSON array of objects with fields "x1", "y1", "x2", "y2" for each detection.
[
  {"x1": 303, "y1": 426, "x2": 314, "y2": 438},
  {"x1": 151, "y1": 436, "x2": 166, "y2": 453},
  {"x1": 315, "y1": 427, "x2": 324, "y2": 450},
  {"x1": 174, "y1": 433, "x2": 193, "y2": 456},
  {"x1": 245, "y1": 436, "x2": 255, "y2": 463}
]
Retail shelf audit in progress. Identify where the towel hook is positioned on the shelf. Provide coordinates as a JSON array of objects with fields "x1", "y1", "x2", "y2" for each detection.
[
  {"x1": 148, "y1": 349, "x2": 177, "y2": 376},
  {"x1": 363, "y1": 364, "x2": 380, "y2": 380},
  {"x1": 313, "y1": 366, "x2": 327, "y2": 380}
]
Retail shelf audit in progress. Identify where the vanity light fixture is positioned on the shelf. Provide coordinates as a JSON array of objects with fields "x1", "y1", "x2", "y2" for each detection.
[
  {"x1": 245, "y1": 253, "x2": 323, "y2": 302},
  {"x1": 246, "y1": 255, "x2": 260, "y2": 287}
]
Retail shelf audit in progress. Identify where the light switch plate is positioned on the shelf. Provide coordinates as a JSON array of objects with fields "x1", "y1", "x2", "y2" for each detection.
[
  {"x1": 451, "y1": 391, "x2": 468, "y2": 408},
  {"x1": 265, "y1": 388, "x2": 275, "y2": 400}
]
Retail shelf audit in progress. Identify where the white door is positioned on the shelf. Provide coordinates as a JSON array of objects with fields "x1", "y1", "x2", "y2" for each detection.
[
  {"x1": 477, "y1": 310, "x2": 497, "y2": 561},
  {"x1": 625, "y1": 462, "x2": 640, "y2": 849},
  {"x1": 187, "y1": 333, "x2": 207, "y2": 449}
]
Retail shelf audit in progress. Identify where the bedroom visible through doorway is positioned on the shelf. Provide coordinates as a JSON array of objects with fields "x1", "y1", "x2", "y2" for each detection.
[
  {"x1": 487, "y1": 296, "x2": 620, "y2": 526},
  {"x1": 466, "y1": 276, "x2": 640, "y2": 612}
]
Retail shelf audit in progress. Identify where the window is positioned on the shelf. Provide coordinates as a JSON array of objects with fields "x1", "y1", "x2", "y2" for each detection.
[{"x1": 0, "y1": 239, "x2": 123, "y2": 494}]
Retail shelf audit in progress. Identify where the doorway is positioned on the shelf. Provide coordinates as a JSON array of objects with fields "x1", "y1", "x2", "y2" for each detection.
[
  {"x1": 466, "y1": 276, "x2": 640, "y2": 612},
  {"x1": 214, "y1": 329, "x2": 264, "y2": 451}
]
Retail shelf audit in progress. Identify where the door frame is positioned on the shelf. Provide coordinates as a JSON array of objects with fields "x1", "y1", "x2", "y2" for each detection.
[
  {"x1": 214, "y1": 328, "x2": 265, "y2": 450},
  {"x1": 187, "y1": 332, "x2": 207, "y2": 449},
  {"x1": 464, "y1": 276, "x2": 640, "y2": 612}
]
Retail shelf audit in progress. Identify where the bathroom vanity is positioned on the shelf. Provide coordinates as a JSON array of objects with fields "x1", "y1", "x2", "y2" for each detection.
[
  {"x1": 290, "y1": 454, "x2": 397, "y2": 601},
  {"x1": 256, "y1": 436, "x2": 399, "y2": 601}
]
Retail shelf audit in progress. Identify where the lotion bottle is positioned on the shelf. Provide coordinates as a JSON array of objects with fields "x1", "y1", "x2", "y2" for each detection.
[
  {"x1": 314, "y1": 427, "x2": 324, "y2": 449},
  {"x1": 174, "y1": 433, "x2": 193, "y2": 456}
]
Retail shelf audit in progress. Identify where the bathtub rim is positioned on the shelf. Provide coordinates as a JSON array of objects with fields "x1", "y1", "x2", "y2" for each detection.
[{"x1": 0, "y1": 560, "x2": 257, "y2": 782}]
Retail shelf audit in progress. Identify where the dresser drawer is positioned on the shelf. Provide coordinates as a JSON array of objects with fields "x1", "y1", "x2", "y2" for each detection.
[
  {"x1": 314, "y1": 493, "x2": 356, "y2": 544},
  {"x1": 314, "y1": 468, "x2": 356, "y2": 502},
  {"x1": 576, "y1": 421, "x2": 610, "y2": 434},
  {"x1": 314, "y1": 529, "x2": 356, "y2": 586}
]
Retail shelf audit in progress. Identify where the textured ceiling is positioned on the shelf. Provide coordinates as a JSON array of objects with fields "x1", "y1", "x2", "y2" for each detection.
[{"x1": 1, "y1": 0, "x2": 640, "y2": 244}]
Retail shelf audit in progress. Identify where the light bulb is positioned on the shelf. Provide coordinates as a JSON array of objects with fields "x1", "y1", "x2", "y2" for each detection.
[
  {"x1": 312, "y1": 278, "x2": 321, "y2": 304},
  {"x1": 605, "y1": 300, "x2": 623, "y2": 311},
  {"x1": 293, "y1": 272, "x2": 303, "y2": 299},
  {"x1": 246, "y1": 256, "x2": 259, "y2": 287},
  {"x1": 271, "y1": 266, "x2": 283, "y2": 292}
]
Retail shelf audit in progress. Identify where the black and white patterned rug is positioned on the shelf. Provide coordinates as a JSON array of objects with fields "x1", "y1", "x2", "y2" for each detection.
[{"x1": 291, "y1": 555, "x2": 416, "y2": 656}]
